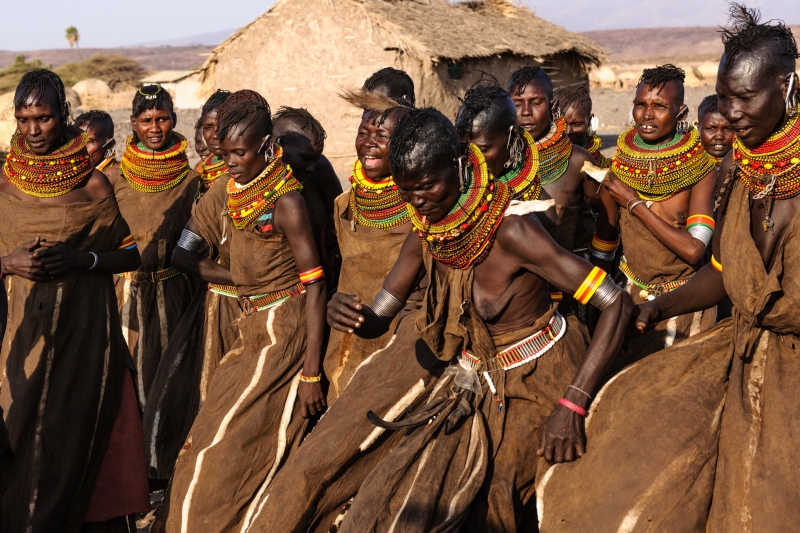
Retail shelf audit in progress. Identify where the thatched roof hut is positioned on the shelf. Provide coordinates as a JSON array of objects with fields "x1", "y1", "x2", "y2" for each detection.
[{"x1": 198, "y1": 0, "x2": 605, "y2": 178}]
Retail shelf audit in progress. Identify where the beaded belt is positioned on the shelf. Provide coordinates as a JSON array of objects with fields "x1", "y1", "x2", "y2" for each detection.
[
  {"x1": 208, "y1": 283, "x2": 238, "y2": 298},
  {"x1": 619, "y1": 256, "x2": 688, "y2": 301},
  {"x1": 459, "y1": 311, "x2": 566, "y2": 373},
  {"x1": 239, "y1": 282, "x2": 305, "y2": 315},
  {"x1": 119, "y1": 266, "x2": 182, "y2": 284}
]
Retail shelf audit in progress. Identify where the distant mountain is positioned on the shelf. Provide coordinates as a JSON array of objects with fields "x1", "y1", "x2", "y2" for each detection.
[
  {"x1": 0, "y1": 45, "x2": 215, "y2": 72},
  {"x1": 527, "y1": 0, "x2": 800, "y2": 33},
  {"x1": 130, "y1": 29, "x2": 237, "y2": 48}
]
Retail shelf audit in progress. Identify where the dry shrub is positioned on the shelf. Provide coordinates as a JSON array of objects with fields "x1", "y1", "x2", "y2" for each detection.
[
  {"x1": 55, "y1": 55, "x2": 147, "y2": 89},
  {"x1": 0, "y1": 55, "x2": 51, "y2": 94}
]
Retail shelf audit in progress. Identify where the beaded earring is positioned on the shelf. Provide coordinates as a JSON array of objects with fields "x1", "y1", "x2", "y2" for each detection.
[
  {"x1": 786, "y1": 73, "x2": 797, "y2": 118},
  {"x1": 676, "y1": 105, "x2": 692, "y2": 135},
  {"x1": 504, "y1": 126, "x2": 524, "y2": 169}
]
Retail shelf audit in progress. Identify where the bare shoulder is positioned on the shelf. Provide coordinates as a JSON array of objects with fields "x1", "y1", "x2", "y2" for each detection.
[
  {"x1": 497, "y1": 212, "x2": 549, "y2": 249},
  {"x1": 84, "y1": 169, "x2": 115, "y2": 200},
  {"x1": 570, "y1": 145, "x2": 595, "y2": 166}
]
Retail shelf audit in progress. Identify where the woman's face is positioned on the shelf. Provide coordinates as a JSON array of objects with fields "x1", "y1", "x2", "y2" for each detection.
[
  {"x1": 395, "y1": 158, "x2": 462, "y2": 224},
  {"x1": 355, "y1": 109, "x2": 401, "y2": 180},
  {"x1": 130, "y1": 103, "x2": 174, "y2": 150},
  {"x1": 219, "y1": 125, "x2": 270, "y2": 186},
  {"x1": 201, "y1": 110, "x2": 223, "y2": 156}
]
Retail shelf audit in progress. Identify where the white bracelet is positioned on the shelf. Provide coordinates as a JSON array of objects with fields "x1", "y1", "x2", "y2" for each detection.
[{"x1": 88, "y1": 252, "x2": 99, "y2": 270}]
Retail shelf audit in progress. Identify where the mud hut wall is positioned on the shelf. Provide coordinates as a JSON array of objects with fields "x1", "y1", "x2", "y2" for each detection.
[{"x1": 210, "y1": 0, "x2": 407, "y2": 181}]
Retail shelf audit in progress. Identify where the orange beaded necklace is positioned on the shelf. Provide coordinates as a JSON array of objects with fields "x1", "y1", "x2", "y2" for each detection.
[{"x1": 120, "y1": 133, "x2": 191, "y2": 193}]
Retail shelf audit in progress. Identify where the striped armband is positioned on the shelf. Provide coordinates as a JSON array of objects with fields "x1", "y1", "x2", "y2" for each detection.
[
  {"x1": 710, "y1": 254, "x2": 722, "y2": 273},
  {"x1": 118, "y1": 234, "x2": 137, "y2": 250},
  {"x1": 573, "y1": 266, "x2": 622, "y2": 311},
  {"x1": 177, "y1": 229, "x2": 205, "y2": 252},
  {"x1": 299, "y1": 266, "x2": 325, "y2": 286},
  {"x1": 590, "y1": 233, "x2": 620, "y2": 262},
  {"x1": 371, "y1": 287, "x2": 404, "y2": 322},
  {"x1": 686, "y1": 215, "x2": 715, "y2": 248}
]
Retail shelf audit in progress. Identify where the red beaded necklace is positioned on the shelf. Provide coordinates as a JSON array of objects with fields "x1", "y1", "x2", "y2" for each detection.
[
  {"x1": 498, "y1": 129, "x2": 542, "y2": 201},
  {"x1": 198, "y1": 154, "x2": 228, "y2": 192},
  {"x1": 348, "y1": 159, "x2": 410, "y2": 231},
  {"x1": 3, "y1": 127, "x2": 93, "y2": 198}
]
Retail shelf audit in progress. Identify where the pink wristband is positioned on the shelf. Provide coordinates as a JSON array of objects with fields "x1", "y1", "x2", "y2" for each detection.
[{"x1": 559, "y1": 397, "x2": 587, "y2": 417}]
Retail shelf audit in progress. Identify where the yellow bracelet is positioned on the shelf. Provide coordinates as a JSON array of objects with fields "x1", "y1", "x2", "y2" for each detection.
[{"x1": 299, "y1": 373, "x2": 322, "y2": 383}]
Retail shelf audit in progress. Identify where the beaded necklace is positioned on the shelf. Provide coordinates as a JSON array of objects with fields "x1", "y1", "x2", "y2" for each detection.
[
  {"x1": 582, "y1": 133, "x2": 610, "y2": 168},
  {"x1": 709, "y1": 156, "x2": 723, "y2": 171},
  {"x1": 535, "y1": 118, "x2": 573, "y2": 186},
  {"x1": 499, "y1": 129, "x2": 542, "y2": 201},
  {"x1": 410, "y1": 144, "x2": 511, "y2": 270},
  {"x1": 198, "y1": 154, "x2": 228, "y2": 192},
  {"x1": 612, "y1": 126, "x2": 714, "y2": 202},
  {"x1": 348, "y1": 159, "x2": 410, "y2": 231},
  {"x1": 120, "y1": 133, "x2": 191, "y2": 193},
  {"x1": 733, "y1": 106, "x2": 800, "y2": 199},
  {"x1": 226, "y1": 145, "x2": 303, "y2": 230},
  {"x1": 3, "y1": 127, "x2": 94, "y2": 198}
]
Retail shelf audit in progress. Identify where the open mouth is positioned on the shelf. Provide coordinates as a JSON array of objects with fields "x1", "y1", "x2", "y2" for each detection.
[
  {"x1": 712, "y1": 144, "x2": 727, "y2": 151},
  {"x1": 639, "y1": 124, "x2": 657, "y2": 134},
  {"x1": 362, "y1": 156, "x2": 382, "y2": 170}
]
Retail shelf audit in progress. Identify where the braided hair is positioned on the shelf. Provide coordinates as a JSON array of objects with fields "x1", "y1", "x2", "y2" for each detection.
[
  {"x1": 638, "y1": 64, "x2": 686, "y2": 101},
  {"x1": 74, "y1": 110, "x2": 114, "y2": 140},
  {"x1": 14, "y1": 69, "x2": 70, "y2": 127},
  {"x1": 201, "y1": 89, "x2": 231, "y2": 118},
  {"x1": 389, "y1": 107, "x2": 461, "y2": 182},
  {"x1": 720, "y1": 4, "x2": 798, "y2": 73},
  {"x1": 455, "y1": 83, "x2": 516, "y2": 137},
  {"x1": 132, "y1": 84, "x2": 175, "y2": 118},
  {"x1": 553, "y1": 83, "x2": 592, "y2": 115},
  {"x1": 363, "y1": 67, "x2": 416, "y2": 107},
  {"x1": 217, "y1": 100, "x2": 272, "y2": 143},
  {"x1": 698, "y1": 94, "x2": 720, "y2": 117},
  {"x1": 216, "y1": 89, "x2": 269, "y2": 127},
  {"x1": 507, "y1": 65, "x2": 553, "y2": 100},
  {"x1": 273, "y1": 106, "x2": 327, "y2": 152}
]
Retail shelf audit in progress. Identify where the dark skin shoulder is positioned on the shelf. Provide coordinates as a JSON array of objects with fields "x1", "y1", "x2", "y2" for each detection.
[{"x1": 543, "y1": 145, "x2": 599, "y2": 209}]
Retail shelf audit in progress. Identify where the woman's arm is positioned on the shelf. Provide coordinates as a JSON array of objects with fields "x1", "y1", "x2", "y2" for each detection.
[
  {"x1": 275, "y1": 191, "x2": 327, "y2": 419},
  {"x1": 172, "y1": 218, "x2": 234, "y2": 285}
]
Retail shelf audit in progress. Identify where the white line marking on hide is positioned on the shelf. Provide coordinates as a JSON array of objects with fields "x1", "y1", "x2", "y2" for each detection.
[
  {"x1": 180, "y1": 303, "x2": 282, "y2": 533},
  {"x1": 387, "y1": 437, "x2": 437, "y2": 533},
  {"x1": 359, "y1": 379, "x2": 426, "y2": 452},
  {"x1": 664, "y1": 316, "x2": 678, "y2": 348}
]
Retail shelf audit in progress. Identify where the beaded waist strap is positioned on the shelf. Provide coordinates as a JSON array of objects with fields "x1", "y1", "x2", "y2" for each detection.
[
  {"x1": 459, "y1": 311, "x2": 566, "y2": 373},
  {"x1": 208, "y1": 283, "x2": 238, "y2": 298},
  {"x1": 239, "y1": 282, "x2": 305, "y2": 315},
  {"x1": 619, "y1": 256, "x2": 688, "y2": 300},
  {"x1": 119, "y1": 266, "x2": 182, "y2": 284}
]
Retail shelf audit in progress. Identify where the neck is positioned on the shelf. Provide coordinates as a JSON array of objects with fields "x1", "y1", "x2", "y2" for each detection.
[
  {"x1": 638, "y1": 128, "x2": 678, "y2": 147},
  {"x1": 535, "y1": 119, "x2": 555, "y2": 142}
]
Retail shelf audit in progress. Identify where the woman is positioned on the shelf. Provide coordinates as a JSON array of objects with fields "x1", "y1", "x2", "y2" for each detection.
[
  {"x1": 106, "y1": 85, "x2": 200, "y2": 409},
  {"x1": 164, "y1": 96, "x2": 326, "y2": 532}
]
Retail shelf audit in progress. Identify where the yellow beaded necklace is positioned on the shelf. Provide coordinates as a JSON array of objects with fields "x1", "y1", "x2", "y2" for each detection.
[
  {"x1": 120, "y1": 133, "x2": 191, "y2": 193},
  {"x1": 348, "y1": 159, "x2": 410, "y2": 231},
  {"x1": 498, "y1": 129, "x2": 542, "y2": 201}
]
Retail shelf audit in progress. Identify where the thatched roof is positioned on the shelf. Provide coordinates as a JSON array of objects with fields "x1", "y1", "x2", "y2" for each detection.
[{"x1": 200, "y1": 0, "x2": 605, "y2": 76}]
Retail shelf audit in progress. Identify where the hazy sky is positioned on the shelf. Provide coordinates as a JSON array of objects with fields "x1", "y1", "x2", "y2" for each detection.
[{"x1": 1, "y1": 0, "x2": 798, "y2": 51}]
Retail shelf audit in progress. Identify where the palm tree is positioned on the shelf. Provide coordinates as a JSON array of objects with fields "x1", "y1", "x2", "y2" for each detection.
[{"x1": 65, "y1": 26, "x2": 83, "y2": 60}]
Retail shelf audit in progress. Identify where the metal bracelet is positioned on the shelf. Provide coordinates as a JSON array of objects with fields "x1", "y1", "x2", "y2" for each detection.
[
  {"x1": 688, "y1": 225, "x2": 713, "y2": 247},
  {"x1": 628, "y1": 200, "x2": 647, "y2": 215},
  {"x1": 625, "y1": 197, "x2": 639, "y2": 211},
  {"x1": 88, "y1": 252, "x2": 99, "y2": 271},
  {"x1": 177, "y1": 229, "x2": 205, "y2": 252},
  {"x1": 589, "y1": 275, "x2": 623, "y2": 311},
  {"x1": 568, "y1": 384, "x2": 593, "y2": 400},
  {"x1": 371, "y1": 287, "x2": 404, "y2": 320},
  {"x1": 590, "y1": 247, "x2": 616, "y2": 262}
]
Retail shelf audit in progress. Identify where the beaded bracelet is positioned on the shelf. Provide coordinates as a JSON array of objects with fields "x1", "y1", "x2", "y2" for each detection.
[
  {"x1": 559, "y1": 398, "x2": 587, "y2": 417},
  {"x1": 299, "y1": 266, "x2": 324, "y2": 286},
  {"x1": 299, "y1": 373, "x2": 322, "y2": 383}
]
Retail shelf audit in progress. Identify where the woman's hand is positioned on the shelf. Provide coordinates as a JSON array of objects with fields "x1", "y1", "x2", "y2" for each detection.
[
  {"x1": 327, "y1": 293, "x2": 365, "y2": 332},
  {"x1": 602, "y1": 171, "x2": 639, "y2": 209},
  {"x1": 1, "y1": 237, "x2": 50, "y2": 282},
  {"x1": 36, "y1": 241, "x2": 93, "y2": 278},
  {"x1": 634, "y1": 301, "x2": 662, "y2": 334},
  {"x1": 298, "y1": 381, "x2": 326, "y2": 418},
  {"x1": 537, "y1": 404, "x2": 587, "y2": 464}
]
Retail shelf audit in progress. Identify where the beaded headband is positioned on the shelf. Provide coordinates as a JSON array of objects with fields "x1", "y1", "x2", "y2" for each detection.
[{"x1": 138, "y1": 85, "x2": 162, "y2": 100}]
